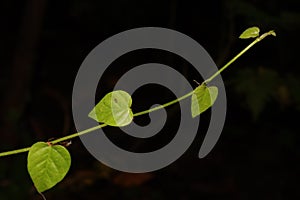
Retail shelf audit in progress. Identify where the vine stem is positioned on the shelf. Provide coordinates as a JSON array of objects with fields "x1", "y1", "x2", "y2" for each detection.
[
  {"x1": 204, "y1": 30, "x2": 276, "y2": 84},
  {"x1": 0, "y1": 30, "x2": 275, "y2": 157},
  {"x1": 0, "y1": 124, "x2": 106, "y2": 157},
  {"x1": 133, "y1": 91, "x2": 194, "y2": 117}
]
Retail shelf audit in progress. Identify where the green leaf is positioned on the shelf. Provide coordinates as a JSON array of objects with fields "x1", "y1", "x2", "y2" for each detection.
[
  {"x1": 89, "y1": 90, "x2": 133, "y2": 127},
  {"x1": 239, "y1": 27, "x2": 260, "y2": 39},
  {"x1": 27, "y1": 142, "x2": 71, "y2": 193},
  {"x1": 191, "y1": 84, "x2": 218, "y2": 118}
]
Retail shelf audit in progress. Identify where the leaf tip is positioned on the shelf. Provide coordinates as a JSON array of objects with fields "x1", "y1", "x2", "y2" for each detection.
[
  {"x1": 88, "y1": 108, "x2": 98, "y2": 121},
  {"x1": 191, "y1": 114, "x2": 198, "y2": 118}
]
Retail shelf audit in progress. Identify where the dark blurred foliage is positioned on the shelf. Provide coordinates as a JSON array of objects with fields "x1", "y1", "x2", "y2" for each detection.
[{"x1": 0, "y1": 0, "x2": 300, "y2": 199}]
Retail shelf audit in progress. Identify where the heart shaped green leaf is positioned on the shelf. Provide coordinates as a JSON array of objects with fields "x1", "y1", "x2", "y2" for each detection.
[
  {"x1": 239, "y1": 27, "x2": 260, "y2": 39},
  {"x1": 27, "y1": 142, "x2": 71, "y2": 193},
  {"x1": 89, "y1": 90, "x2": 133, "y2": 127},
  {"x1": 191, "y1": 84, "x2": 218, "y2": 118}
]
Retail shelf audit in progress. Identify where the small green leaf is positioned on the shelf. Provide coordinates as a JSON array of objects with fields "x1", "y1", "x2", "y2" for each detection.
[
  {"x1": 89, "y1": 90, "x2": 133, "y2": 126},
  {"x1": 191, "y1": 84, "x2": 218, "y2": 118},
  {"x1": 239, "y1": 27, "x2": 260, "y2": 39},
  {"x1": 27, "y1": 142, "x2": 71, "y2": 193}
]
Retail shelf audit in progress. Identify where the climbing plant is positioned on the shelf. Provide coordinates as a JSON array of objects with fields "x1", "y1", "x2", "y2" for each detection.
[{"x1": 0, "y1": 27, "x2": 275, "y2": 198}]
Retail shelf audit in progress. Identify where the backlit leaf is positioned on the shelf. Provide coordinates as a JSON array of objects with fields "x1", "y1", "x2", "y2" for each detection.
[
  {"x1": 239, "y1": 27, "x2": 260, "y2": 39},
  {"x1": 89, "y1": 90, "x2": 133, "y2": 126},
  {"x1": 27, "y1": 142, "x2": 71, "y2": 193},
  {"x1": 191, "y1": 84, "x2": 218, "y2": 118}
]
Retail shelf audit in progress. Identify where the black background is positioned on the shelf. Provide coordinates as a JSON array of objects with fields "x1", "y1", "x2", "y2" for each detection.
[{"x1": 0, "y1": 0, "x2": 299, "y2": 199}]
